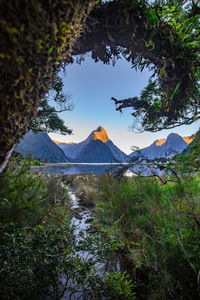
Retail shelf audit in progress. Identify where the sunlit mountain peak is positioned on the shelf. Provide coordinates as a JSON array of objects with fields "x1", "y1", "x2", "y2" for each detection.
[
  {"x1": 182, "y1": 136, "x2": 194, "y2": 144},
  {"x1": 155, "y1": 138, "x2": 166, "y2": 146},
  {"x1": 93, "y1": 126, "x2": 109, "y2": 143},
  {"x1": 53, "y1": 140, "x2": 63, "y2": 144}
]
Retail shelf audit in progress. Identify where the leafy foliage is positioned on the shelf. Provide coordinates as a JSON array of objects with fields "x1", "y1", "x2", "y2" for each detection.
[
  {"x1": 0, "y1": 223, "x2": 74, "y2": 299},
  {"x1": 74, "y1": 0, "x2": 199, "y2": 131},
  {"x1": 0, "y1": 159, "x2": 70, "y2": 226},
  {"x1": 0, "y1": 160, "x2": 135, "y2": 299},
  {"x1": 31, "y1": 75, "x2": 73, "y2": 135},
  {"x1": 0, "y1": 222, "x2": 135, "y2": 299},
  {"x1": 119, "y1": 1, "x2": 200, "y2": 131},
  {"x1": 89, "y1": 174, "x2": 200, "y2": 299}
]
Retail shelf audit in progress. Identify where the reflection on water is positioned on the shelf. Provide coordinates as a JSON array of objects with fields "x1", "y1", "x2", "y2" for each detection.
[{"x1": 31, "y1": 164, "x2": 120, "y2": 176}]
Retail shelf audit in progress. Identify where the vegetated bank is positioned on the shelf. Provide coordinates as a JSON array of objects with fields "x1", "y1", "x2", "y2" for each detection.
[
  {"x1": 0, "y1": 156, "x2": 135, "y2": 300},
  {"x1": 72, "y1": 155, "x2": 200, "y2": 300},
  {"x1": 1, "y1": 149, "x2": 200, "y2": 299}
]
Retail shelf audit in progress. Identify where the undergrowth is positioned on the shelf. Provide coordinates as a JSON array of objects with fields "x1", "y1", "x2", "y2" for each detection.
[
  {"x1": 90, "y1": 174, "x2": 200, "y2": 299},
  {"x1": 0, "y1": 160, "x2": 135, "y2": 299}
]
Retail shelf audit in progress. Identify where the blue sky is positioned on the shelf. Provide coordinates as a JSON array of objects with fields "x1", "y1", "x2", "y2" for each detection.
[{"x1": 49, "y1": 54, "x2": 199, "y2": 154}]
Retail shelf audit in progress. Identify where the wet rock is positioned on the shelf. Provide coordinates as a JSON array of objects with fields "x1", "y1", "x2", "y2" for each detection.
[
  {"x1": 78, "y1": 198, "x2": 96, "y2": 208},
  {"x1": 73, "y1": 207, "x2": 84, "y2": 214},
  {"x1": 72, "y1": 212, "x2": 82, "y2": 220},
  {"x1": 85, "y1": 217, "x2": 93, "y2": 224}
]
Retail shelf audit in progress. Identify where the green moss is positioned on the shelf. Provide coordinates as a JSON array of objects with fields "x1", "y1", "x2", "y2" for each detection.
[{"x1": 0, "y1": 0, "x2": 96, "y2": 169}]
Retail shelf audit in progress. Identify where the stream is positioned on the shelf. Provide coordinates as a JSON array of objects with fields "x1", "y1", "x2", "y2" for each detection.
[
  {"x1": 60, "y1": 187, "x2": 122, "y2": 300},
  {"x1": 30, "y1": 165, "x2": 130, "y2": 298}
]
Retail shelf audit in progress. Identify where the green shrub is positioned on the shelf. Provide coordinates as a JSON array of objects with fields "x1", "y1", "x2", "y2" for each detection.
[
  {"x1": 0, "y1": 223, "x2": 135, "y2": 300},
  {"x1": 93, "y1": 175, "x2": 200, "y2": 299},
  {"x1": 0, "y1": 159, "x2": 70, "y2": 226},
  {"x1": 0, "y1": 223, "x2": 74, "y2": 299},
  {"x1": 0, "y1": 161, "x2": 135, "y2": 299}
]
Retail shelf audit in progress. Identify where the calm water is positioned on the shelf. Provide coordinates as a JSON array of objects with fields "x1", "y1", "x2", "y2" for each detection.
[{"x1": 31, "y1": 163, "x2": 126, "y2": 176}]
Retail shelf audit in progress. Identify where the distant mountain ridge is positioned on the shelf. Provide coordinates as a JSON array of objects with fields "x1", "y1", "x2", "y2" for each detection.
[
  {"x1": 56, "y1": 128, "x2": 193, "y2": 163},
  {"x1": 15, "y1": 131, "x2": 68, "y2": 163},
  {"x1": 129, "y1": 133, "x2": 192, "y2": 161},
  {"x1": 57, "y1": 126, "x2": 128, "y2": 163},
  {"x1": 128, "y1": 133, "x2": 193, "y2": 175},
  {"x1": 14, "y1": 129, "x2": 193, "y2": 165}
]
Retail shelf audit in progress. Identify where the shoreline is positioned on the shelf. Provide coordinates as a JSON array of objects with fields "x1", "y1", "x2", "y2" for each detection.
[{"x1": 38, "y1": 162, "x2": 129, "y2": 166}]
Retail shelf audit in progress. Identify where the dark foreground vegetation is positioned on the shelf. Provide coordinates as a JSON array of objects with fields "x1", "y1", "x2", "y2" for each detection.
[
  {"x1": 1, "y1": 149, "x2": 200, "y2": 299},
  {"x1": 0, "y1": 158, "x2": 135, "y2": 299},
  {"x1": 73, "y1": 156, "x2": 200, "y2": 299}
]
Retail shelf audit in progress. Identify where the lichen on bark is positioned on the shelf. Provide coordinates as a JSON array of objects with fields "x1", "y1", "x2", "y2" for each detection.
[{"x1": 0, "y1": 0, "x2": 96, "y2": 172}]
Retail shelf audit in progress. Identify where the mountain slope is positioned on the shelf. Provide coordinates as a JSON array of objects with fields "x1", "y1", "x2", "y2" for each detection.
[
  {"x1": 181, "y1": 132, "x2": 198, "y2": 155},
  {"x1": 128, "y1": 133, "x2": 193, "y2": 175},
  {"x1": 57, "y1": 142, "x2": 83, "y2": 159},
  {"x1": 57, "y1": 126, "x2": 128, "y2": 163},
  {"x1": 15, "y1": 131, "x2": 68, "y2": 163},
  {"x1": 74, "y1": 139, "x2": 117, "y2": 163},
  {"x1": 106, "y1": 140, "x2": 128, "y2": 162},
  {"x1": 129, "y1": 133, "x2": 190, "y2": 161}
]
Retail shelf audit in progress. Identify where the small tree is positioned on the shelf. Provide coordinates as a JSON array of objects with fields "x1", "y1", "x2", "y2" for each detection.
[{"x1": 30, "y1": 75, "x2": 73, "y2": 135}]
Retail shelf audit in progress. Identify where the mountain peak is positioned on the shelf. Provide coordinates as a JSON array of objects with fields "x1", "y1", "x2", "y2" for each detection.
[
  {"x1": 96, "y1": 126, "x2": 104, "y2": 131},
  {"x1": 93, "y1": 126, "x2": 109, "y2": 143},
  {"x1": 154, "y1": 134, "x2": 193, "y2": 147},
  {"x1": 155, "y1": 138, "x2": 166, "y2": 146},
  {"x1": 167, "y1": 133, "x2": 180, "y2": 138},
  {"x1": 165, "y1": 133, "x2": 184, "y2": 144},
  {"x1": 57, "y1": 126, "x2": 127, "y2": 163},
  {"x1": 15, "y1": 131, "x2": 68, "y2": 163},
  {"x1": 182, "y1": 136, "x2": 194, "y2": 144}
]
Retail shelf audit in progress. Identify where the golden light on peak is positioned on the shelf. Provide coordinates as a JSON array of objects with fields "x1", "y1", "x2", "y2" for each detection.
[
  {"x1": 93, "y1": 126, "x2": 109, "y2": 143},
  {"x1": 156, "y1": 138, "x2": 166, "y2": 146},
  {"x1": 182, "y1": 136, "x2": 194, "y2": 144},
  {"x1": 53, "y1": 140, "x2": 63, "y2": 144},
  {"x1": 53, "y1": 140, "x2": 75, "y2": 145}
]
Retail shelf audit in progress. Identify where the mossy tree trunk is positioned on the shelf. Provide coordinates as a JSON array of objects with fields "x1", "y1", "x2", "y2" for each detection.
[{"x1": 0, "y1": 0, "x2": 95, "y2": 173}]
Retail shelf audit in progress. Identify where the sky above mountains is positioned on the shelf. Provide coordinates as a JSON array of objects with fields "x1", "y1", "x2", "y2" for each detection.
[{"x1": 49, "y1": 54, "x2": 199, "y2": 154}]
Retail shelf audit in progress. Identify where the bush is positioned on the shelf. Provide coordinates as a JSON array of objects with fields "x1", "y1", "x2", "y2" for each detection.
[
  {"x1": 0, "y1": 223, "x2": 135, "y2": 300},
  {"x1": 0, "y1": 159, "x2": 71, "y2": 226},
  {"x1": 93, "y1": 175, "x2": 200, "y2": 299},
  {"x1": 0, "y1": 161, "x2": 135, "y2": 299},
  {"x1": 0, "y1": 159, "x2": 73, "y2": 298},
  {"x1": 72, "y1": 175, "x2": 98, "y2": 207},
  {"x1": 0, "y1": 223, "x2": 74, "y2": 299}
]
